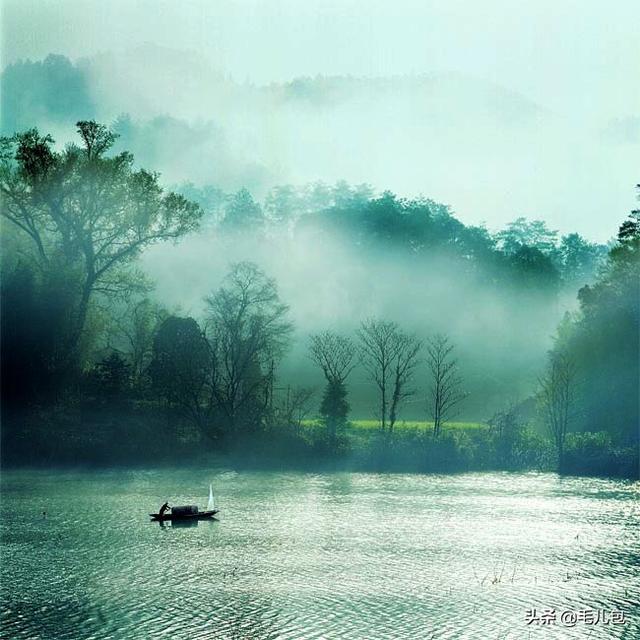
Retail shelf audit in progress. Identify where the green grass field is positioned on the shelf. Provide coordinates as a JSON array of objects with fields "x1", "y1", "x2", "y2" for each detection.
[
  {"x1": 301, "y1": 419, "x2": 486, "y2": 436},
  {"x1": 346, "y1": 420, "x2": 485, "y2": 432}
]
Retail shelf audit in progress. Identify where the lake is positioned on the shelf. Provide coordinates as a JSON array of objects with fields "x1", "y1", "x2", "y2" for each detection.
[{"x1": 1, "y1": 469, "x2": 638, "y2": 639}]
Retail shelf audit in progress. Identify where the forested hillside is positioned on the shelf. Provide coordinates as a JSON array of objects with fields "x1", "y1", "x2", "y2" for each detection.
[{"x1": 1, "y1": 120, "x2": 636, "y2": 475}]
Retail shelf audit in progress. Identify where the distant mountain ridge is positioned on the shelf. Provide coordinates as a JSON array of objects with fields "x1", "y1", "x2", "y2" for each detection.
[{"x1": 1, "y1": 47, "x2": 636, "y2": 241}]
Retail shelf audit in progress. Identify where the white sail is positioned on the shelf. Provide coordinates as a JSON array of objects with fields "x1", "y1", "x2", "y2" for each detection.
[{"x1": 207, "y1": 483, "x2": 214, "y2": 511}]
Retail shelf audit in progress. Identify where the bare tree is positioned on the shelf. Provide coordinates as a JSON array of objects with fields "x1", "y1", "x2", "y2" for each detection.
[
  {"x1": 388, "y1": 332, "x2": 422, "y2": 431},
  {"x1": 108, "y1": 297, "x2": 168, "y2": 386},
  {"x1": 538, "y1": 350, "x2": 576, "y2": 470},
  {"x1": 277, "y1": 386, "x2": 315, "y2": 433},
  {"x1": 425, "y1": 334, "x2": 465, "y2": 437},
  {"x1": 309, "y1": 331, "x2": 356, "y2": 385},
  {"x1": 309, "y1": 331, "x2": 356, "y2": 443},
  {"x1": 358, "y1": 319, "x2": 422, "y2": 431},
  {"x1": 205, "y1": 262, "x2": 292, "y2": 432}
]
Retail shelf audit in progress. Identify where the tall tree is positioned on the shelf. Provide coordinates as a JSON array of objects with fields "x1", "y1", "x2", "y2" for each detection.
[
  {"x1": 556, "y1": 232, "x2": 605, "y2": 287},
  {"x1": 205, "y1": 262, "x2": 292, "y2": 432},
  {"x1": 425, "y1": 334, "x2": 465, "y2": 437},
  {"x1": 109, "y1": 297, "x2": 168, "y2": 387},
  {"x1": 388, "y1": 332, "x2": 422, "y2": 431},
  {"x1": 538, "y1": 350, "x2": 576, "y2": 470},
  {"x1": 0, "y1": 121, "x2": 202, "y2": 369},
  {"x1": 148, "y1": 316, "x2": 212, "y2": 433}
]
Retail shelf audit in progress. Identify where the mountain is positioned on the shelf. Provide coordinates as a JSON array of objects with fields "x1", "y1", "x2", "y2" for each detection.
[{"x1": 2, "y1": 46, "x2": 636, "y2": 239}]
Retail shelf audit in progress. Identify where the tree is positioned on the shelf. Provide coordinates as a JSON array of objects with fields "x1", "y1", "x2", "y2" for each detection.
[
  {"x1": 488, "y1": 403, "x2": 526, "y2": 468},
  {"x1": 556, "y1": 232, "x2": 605, "y2": 287},
  {"x1": 309, "y1": 331, "x2": 356, "y2": 386},
  {"x1": 264, "y1": 185, "x2": 302, "y2": 227},
  {"x1": 426, "y1": 334, "x2": 465, "y2": 437},
  {"x1": 319, "y1": 381, "x2": 350, "y2": 445},
  {"x1": 495, "y1": 217, "x2": 558, "y2": 255},
  {"x1": 553, "y1": 189, "x2": 640, "y2": 443},
  {"x1": 109, "y1": 297, "x2": 168, "y2": 387},
  {"x1": 221, "y1": 188, "x2": 263, "y2": 231},
  {"x1": 309, "y1": 330, "x2": 356, "y2": 443},
  {"x1": 508, "y1": 245, "x2": 560, "y2": 294},
  {"x1": 358, "y1": 319, "x2": 422, "y2": 431},
  {"x1": 538, "y1": 350, "x2": 576, "y2": 470},
  {"x1": 388, "y1": 331, "x2": 422, "y2": 431},
  {"x1": 276, "y1": 386, "x2": 314, "y2": 433},
  {"x1": 148, "y1": 316, "x2": 213, "y2": 432},
  {"x1": 0, "y1": 121, "x2": 202, "y2": 370},
  {"x1": 205, "y1": 262, "x2": 292, "y2": 432}
]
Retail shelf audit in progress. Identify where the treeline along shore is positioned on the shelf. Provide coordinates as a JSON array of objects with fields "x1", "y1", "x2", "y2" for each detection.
[{"x1": 1, "y1": 122, "x2": 638, "y2": 477}]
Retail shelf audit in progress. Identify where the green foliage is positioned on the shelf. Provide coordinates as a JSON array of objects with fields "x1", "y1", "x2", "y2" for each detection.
[
  {"x1": 0, "y1": 117, "x2": 633, "y2": 479},
  {"x1": 320, "y1": 380, "x2": 350, "y2": 446},
  {"x1": 564, "y1": 432, "x2": 639, "y2": 478},
  {"x1": 1, "y1": 121, "x2": 202, "y2": 374},
  {"x1": 552, "y1": 193, "x2": 640, "y2": 444},
  {"x1": 495, "y1": 217, "x2": 558, "y2": 255},
  {"x1": 222, "y1": 188, "x2": 264, "y2": 230},
  {"x1": 148, "y1": 316, "x2": 211, "y2": 424},
  {"x1": 1, "y1": 55, "x2": 95, "y2": 135}
]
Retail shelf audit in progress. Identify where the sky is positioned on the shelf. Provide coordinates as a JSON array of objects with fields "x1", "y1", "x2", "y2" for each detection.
[
  {"x1": 4, "y1": 0, "x2": 639, "y2": 121},
  {"x1": 2, "y1": 0, "x2": 639, "y2": 240}
]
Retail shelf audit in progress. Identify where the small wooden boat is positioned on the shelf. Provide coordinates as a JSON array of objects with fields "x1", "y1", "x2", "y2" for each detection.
[{"x1": 150, "y1": 509, "x2": 219, "y2": 522}]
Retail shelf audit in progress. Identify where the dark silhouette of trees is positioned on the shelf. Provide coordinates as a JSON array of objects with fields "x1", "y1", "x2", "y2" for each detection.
[
  {"x1": 426, "y1": 334, "x2": 465, "y2": 437},
  {"x1": 553, "y1": 189, "x2": 640, "y2": 444},
  {"x1": 148, "y1": 316, "x2": 213, "y2": 432},
  {"x1": 0, "y1": 121, "x2": 202, "y2": 373},
  {"x1": 319, "y1": 381, "x2": 349, "y2": 446},
  {"x1": 309, "y1": 331, "x2": 356, "y2": 444},
  {"x1": 109, "y1": 297, "x2": 168, "y2": 387},
  {"x1": 276, "y1": 386, "x2": 314, "y2": 433},
  {"x1": 309, "y1": 331, "x2": 356, "y2": 385}
]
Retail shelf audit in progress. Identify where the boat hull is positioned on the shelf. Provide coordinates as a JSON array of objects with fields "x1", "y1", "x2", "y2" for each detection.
[{"x1": 150, "y1": 509, "x2": 218, "y2": 521}]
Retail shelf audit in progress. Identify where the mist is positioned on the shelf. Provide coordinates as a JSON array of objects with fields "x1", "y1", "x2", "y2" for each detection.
[
  {"x1": 1, "y1": 1, "x2": 637, "y2": 475},
  {"x1": 3, "y1": 0, "x2": 639, "y2": 241},
  {"x1": 139, "y1": 203, "x2": 566, "y2": 421}
]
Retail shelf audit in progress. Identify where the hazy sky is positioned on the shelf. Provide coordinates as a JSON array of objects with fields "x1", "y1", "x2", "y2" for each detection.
[
  {"x1": 2, "y1": 1, "x2": 638, "y2": 240},
  {"x1": 4, "y1": 0, "x2": 638, "y2": 122}
]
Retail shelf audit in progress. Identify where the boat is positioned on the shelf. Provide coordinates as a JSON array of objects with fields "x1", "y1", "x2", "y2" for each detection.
[
  {"x1": 151, "y1": 487, "x2": 219, "y2": 522},
  {"x1": 150, "y1": 509, "x2": 219, "y2": 522}
]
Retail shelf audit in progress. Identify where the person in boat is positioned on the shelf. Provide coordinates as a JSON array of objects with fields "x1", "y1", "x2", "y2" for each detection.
[{"x1": 159, "y1": 502, "x2": 171, "y2": 518}]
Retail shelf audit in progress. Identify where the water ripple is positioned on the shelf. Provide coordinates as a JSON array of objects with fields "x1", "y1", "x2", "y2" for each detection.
[{"x1": 2, "y1": 470, "x2": 639, "y2": 639}]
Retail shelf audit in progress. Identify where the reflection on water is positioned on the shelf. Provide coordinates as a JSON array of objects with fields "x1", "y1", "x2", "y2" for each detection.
[
  {"x1": 161, "y1": 518, "x2": 200, "y2": 528},
  {"x1": 1, "y1": 470, "x2": 639, "y2": 639}
]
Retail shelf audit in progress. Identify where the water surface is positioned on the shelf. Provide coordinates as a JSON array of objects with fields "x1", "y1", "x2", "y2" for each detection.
[{"x1": 2, "y1": 470, "x2": 639, "y2": 639}]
